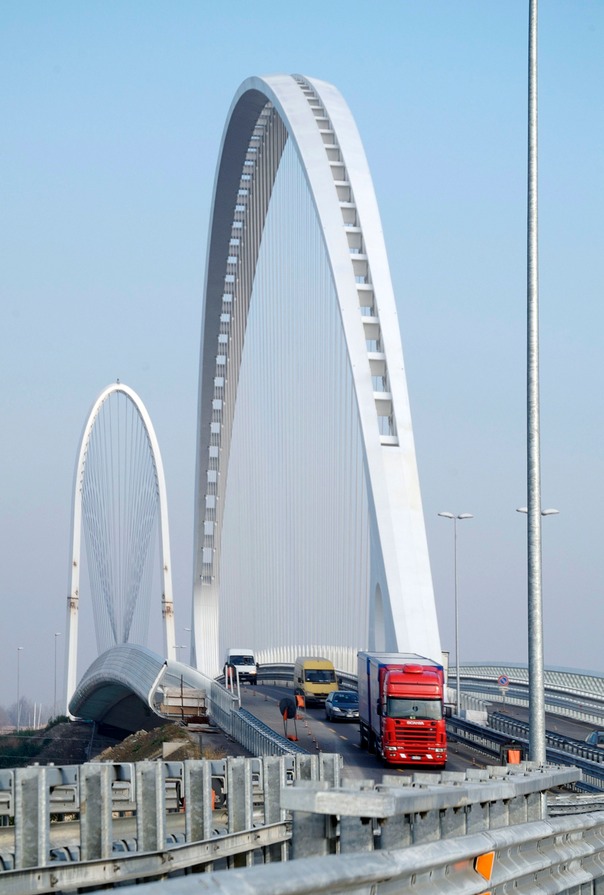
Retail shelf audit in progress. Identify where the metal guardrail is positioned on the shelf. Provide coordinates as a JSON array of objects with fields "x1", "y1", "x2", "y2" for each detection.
[
  {"x1": 64, "y1": 763, "x2": 586, "y2": 895},
  {"x1": 448, "y1": 713, "x2": 604, "y2": 793},
  {"x1": 209, "y1": 675, "x2": 308, "y2": 757},
  {"x1": 111, "y1": 810, "x2": 604, "y2": 895},
  {"x1": 460, "y1": 663, "x2": 604, "y2": 726},
  {"x1": 0, "y1": 753, "x2": 342, "y2": 893},
  {"x1": 0, "y1": 757, "x2": 584, "y2": 894},
  {"x1": 489, "y1": 711, "x2": 604, "y2": 763}
]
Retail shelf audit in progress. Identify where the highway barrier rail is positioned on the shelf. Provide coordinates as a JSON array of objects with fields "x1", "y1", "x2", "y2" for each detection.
[
  {"x1": 0, "y1": 753, "x2": 341, "y2": 894},
  {"x1": 0, "y1": 759, "x2": 590, "y2": 895},
  {"x1": 459, "y1": 662, "x2": 604, "y2": 726},
  {"x1": 113, "y1": 809, "x2": 604, "y2": 895}
]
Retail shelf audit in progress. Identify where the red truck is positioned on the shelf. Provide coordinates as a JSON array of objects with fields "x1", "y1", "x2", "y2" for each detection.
[{"x1": 357, "y1": 651, "x2": 447, "y2": 767}]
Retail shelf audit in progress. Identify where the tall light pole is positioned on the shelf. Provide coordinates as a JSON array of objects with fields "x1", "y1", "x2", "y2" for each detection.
[
  {"x1": 525, "y1": 0, "x2": 547, "y2": 765},
  {"x1": 518, "y1": 499, "x2": 558, "y2": 763},
  {"x1": 438, "y1": 512, "x2": 473, "y2": 716},
  {"x1": 16, "y1": 647, "x2": 23, "y2": 731},
  {"x1": 53, "y1": 633, "x2": 61, "y2": 718}
]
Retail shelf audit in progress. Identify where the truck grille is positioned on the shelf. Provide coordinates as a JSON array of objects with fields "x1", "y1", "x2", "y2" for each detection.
[{"x1": 394, "y1": 726, "x2": 435, "y2": 743}]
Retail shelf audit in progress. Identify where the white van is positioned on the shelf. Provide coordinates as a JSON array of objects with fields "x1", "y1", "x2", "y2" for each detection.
[{"x1": 224, "y1": 648, "x2": 258, "y2": 685}]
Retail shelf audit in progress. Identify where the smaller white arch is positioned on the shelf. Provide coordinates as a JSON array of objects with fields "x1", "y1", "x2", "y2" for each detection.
[{"x1": 65, "y1": 382, "x2": 176, "y2": 712}]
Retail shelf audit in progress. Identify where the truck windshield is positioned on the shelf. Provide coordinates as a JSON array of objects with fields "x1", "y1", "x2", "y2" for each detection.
[
  {"x1": 304, "y1": 669, "x2": 336, "y2": 683},
  {"x1": 386, "y1": 698, "x2": 442, "y2": 720}
]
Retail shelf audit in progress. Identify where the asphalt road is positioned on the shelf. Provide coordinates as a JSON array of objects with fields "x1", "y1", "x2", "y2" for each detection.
[{"x1": 239, "y1": 683, "x2": 491, "y2": 781}]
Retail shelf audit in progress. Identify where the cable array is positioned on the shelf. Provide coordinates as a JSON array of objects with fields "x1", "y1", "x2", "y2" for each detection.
[
  {"x1": 219, "y1": 138, "x2": 370, "y2": 671},
  {"x1": 81, "y1": 390, "x2": 157, "y2": 653}
]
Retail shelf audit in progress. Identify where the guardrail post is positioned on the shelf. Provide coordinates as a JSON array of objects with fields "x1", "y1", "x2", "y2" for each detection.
[
  {"x1": 263, "y1": 757, "x2": 286, "y2": 827},
  {"x1": 339, "y1": 782, "x2": 377, "y2": 853},
  {"x1": 319, "y1": 753, "x2": 342, "y2": 787},
  {"x1": 227, "y1": 757, "x2": 253, "y2": 868},
  {"x1": 15, "y1": 766, "x2": 49, "y2": 869},
  {"x1": 263, "y1": 756, "x2": 288, "y2": 863},
  {"x1": 80, "y1": 763, "x2": 113, "y2": 860},
  {"x1": 295, "y1": 755, "x2": 319, "y2": 781},
  {"x1": 289, "y1": 781, "x2": 331, "y2": 859},
  {"x1": 527, "y1": 789, "x2": 547, "y2": 821},
  {"x1": 377, "y1": 776, "x2": 413, "y2": 849},
  {"x1": 183, "y1": 760, "x2": 214, "y2": 846},
  {"x1": 136, "y1": 762, "x2": 165, "y2": 855}
]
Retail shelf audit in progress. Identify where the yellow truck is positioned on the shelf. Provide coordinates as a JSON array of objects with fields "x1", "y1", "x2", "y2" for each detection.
[{"x1": 293, "y1": 656, "x2": 338, "y2": 705}]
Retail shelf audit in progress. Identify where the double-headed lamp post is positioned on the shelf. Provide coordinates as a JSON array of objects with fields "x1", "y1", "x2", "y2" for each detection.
[
  {"x1": 438, "y1": 512, "x2": 474, "y2": 716},
  {"x1": 517, "y1": 508, "x2": 559, "y2": 517}
]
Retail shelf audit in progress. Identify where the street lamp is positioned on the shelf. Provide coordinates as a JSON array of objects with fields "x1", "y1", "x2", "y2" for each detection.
[
  {"x1": 516, "y1": 507, "x2": 559, "y2": 516},
  {"x1": 53, "y1": 633, "x2": 61, "y2": 718},
  {"x1": 438, "y1": 512, "x2": 474, "y2": 716},
  {"x1": 16, "y1": 647, "x2": 23, "y2": 732}
]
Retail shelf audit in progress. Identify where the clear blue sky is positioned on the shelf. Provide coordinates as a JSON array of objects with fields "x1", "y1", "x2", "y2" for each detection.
[{"x1": 1, "y1": 2, "x2": 602, "y2": 708}]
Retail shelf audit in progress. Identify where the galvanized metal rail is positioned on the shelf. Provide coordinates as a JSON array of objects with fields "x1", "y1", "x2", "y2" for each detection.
[
  {"x1": 0, "y1": 758, "x2": 583, "y2": 894},
  {"x1": 111, "y1": 811, "x2": 604, "y2": 895}
]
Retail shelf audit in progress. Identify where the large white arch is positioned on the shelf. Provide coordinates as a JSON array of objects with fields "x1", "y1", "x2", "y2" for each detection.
[
  {"x1": 65, "y1": 382, "x2": 176, "y2": 711},
  {"x1": 192, "y1": 75, "x2": 440, "y2": 676}
]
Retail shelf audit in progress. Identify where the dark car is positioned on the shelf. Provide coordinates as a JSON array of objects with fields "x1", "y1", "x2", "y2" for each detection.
[
  {"x1": 585, "y1": 731, "x2": 604, "y2": 747},
  {"x1": 324, "y1": 690, "x2": 359, "y2": 722}
]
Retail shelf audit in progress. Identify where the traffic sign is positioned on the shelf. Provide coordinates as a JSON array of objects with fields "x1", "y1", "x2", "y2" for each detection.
[{"x1": 497, "y1": 674, "x2": 509, "y2": 688}]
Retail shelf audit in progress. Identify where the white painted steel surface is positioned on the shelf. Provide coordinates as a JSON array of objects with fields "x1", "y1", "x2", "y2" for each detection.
[
  {"x1": 192, "y1": 74, "x2": 440, "y2": 677},
  {"x1": 66, "y1": 383, "x2": 176, "y2": 710}
]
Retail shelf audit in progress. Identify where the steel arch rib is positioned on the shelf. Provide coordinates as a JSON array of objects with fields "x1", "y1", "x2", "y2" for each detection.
[
  {"x1": 65, "y1": 382, "x2": 176, "y2": 712},
  {"x1": 193, "y1": 74, "x2": 441, "y2": 676}
]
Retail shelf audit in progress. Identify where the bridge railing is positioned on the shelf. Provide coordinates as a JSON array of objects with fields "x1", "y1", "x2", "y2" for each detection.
[
  {"x1": 208, "y1": 678, "x2": 307, "y2": 756},
  {"x1": 1, "y1": 759, "x2": 588, "y2": 894},
  {"x1": 460, "y1": 663, "x2": 604, "y2": 726},
  {"x1": 113, "y1": 809, "x2": 604, "y2": 895}
]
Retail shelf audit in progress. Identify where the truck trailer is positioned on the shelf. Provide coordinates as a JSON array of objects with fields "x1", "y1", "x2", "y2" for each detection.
[{"x1": 357, "y1": 651, "x2": 447, "y2": 767}]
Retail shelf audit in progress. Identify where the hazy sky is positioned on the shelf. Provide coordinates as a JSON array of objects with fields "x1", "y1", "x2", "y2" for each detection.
[{"x1": 1, "y1": 2, "x2": 602, "y2": 708}]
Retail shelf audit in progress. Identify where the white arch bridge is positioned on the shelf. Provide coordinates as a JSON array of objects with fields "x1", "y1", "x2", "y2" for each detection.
[{"x1": 67, "y1": 73, "x2": 442, "y2": 725}]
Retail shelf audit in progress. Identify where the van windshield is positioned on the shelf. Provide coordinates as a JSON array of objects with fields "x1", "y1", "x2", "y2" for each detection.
[
  {"x1": 304, "y1": 669, "x2": 336, "y2": 683},
  {"x1": 231, "y1": 656, "x2": 255, "y2": 665},
  {"x1": 386, "y1": 698, "x2": 442, "y2": 720}
]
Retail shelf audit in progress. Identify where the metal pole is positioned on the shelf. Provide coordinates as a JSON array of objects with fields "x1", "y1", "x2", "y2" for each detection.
[
  {"x1": 438, "y1": 512, "x2": 473, "y2": 716},
  {"x1": 527, "y1": 0, "x2": 546, "y2": 765},
  {"x1": 53, "y1": 633, "x2": 61, "y2": 718},
  {"x1": 16, "y1": 646, "x2": 23, "y2": 731},
  {"x1": 453, "y1": 517, "x2": 460, "y2": 716}
]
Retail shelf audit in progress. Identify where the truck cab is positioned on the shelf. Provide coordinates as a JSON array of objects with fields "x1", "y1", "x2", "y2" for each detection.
[{"x1": 358, "y1": 652, "x2": 447, "y2": 767}]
